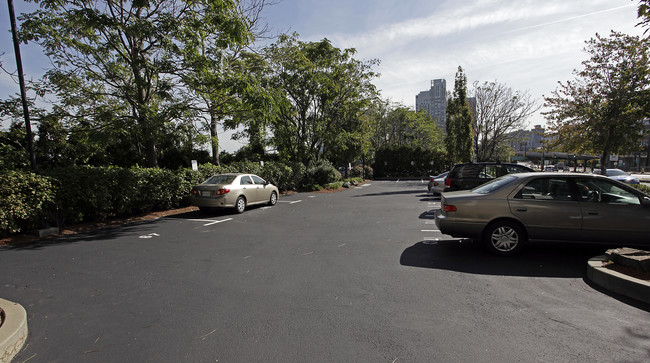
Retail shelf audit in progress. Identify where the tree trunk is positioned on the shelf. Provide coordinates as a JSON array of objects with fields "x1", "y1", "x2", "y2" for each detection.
[
  {"x1": 145, "y1": 136, "x2": 158, "y2": 168},
  {"x1": 210, "y1": 110, "x2": 220, "y2": 165}
]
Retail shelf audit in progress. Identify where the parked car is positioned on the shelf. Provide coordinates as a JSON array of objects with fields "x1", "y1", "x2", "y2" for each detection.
[
  {"x1": 191, "y1": 173, "x2": 279, "y2": 213},
  {"x1": 435, "y1": 172, "x2": 650, "y2": 256},
  {"x1": 427, "y1": 172, "x2": 449, "y2": 195},
  {"x1": 444, "y1": 162, "x2": 534, "y2": 192},
  {"x1": 593, "y1": 168, "x2": 640, "y2": 184}
]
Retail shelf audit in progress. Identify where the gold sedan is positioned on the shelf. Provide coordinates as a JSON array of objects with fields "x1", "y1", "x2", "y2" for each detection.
[{"x1": 190, "y1": 173, "x2": 279, "y2": 213}]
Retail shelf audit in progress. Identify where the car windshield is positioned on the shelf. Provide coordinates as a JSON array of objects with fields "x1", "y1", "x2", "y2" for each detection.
[
  {"x1": 203, "y1": 174, "x2": 236, "y2": 185},
  {"x1": 606, "y1": 169, "x2": 628, "y2": 177},
  {"x1": 472, "y1": 175, "x2": 517, "y2": 194}
]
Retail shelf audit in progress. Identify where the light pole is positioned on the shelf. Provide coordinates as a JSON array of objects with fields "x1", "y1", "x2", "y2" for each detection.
[{"x1": 8, "y1": 0, "x2": 37, "y2": 171}]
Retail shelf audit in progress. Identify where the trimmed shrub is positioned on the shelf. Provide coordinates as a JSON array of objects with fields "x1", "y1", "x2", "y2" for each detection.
[
  {"x1": 304, "y1": 160, "x2": 340, "y2": 187},
  {"x1": 0, "y1": 171, "x2": 56, "y2": 235},
  {"x1": 261, "y1": 161, "x2": 295, "y2": 191},
  {"x1": 350, "y1": 164, "x2": 373, "y2": 179}
]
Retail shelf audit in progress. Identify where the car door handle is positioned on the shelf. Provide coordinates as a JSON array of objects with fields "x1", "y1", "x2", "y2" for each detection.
[
  {"x1": 587, "y1": 211, "x2": 599, "y2": 215},
  {"x1": 516, "y1": 207, "x2": 527, "y2": 212}
]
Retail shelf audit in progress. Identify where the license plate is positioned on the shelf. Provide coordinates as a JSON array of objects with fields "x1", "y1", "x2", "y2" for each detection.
[{"x1": 201, "y1": 191, "x2": 211, "y2": 197}]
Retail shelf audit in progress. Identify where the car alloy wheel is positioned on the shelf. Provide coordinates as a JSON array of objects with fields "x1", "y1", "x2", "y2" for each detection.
[
  {"x1": 484, "y1": 221, "x2": 525, "y2": 256},
  {"x1": 235, "y1": 196, "x2": 246, "y2": 214},
  {"x1": 269, "y1": 191, "x2": 277, "y2": 206}
]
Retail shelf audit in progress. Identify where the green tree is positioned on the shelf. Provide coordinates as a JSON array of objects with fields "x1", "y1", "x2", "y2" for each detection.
[
  {"x1": 365, "y1": 100, "x2": 443, "y2": 150},
  {"x1": 262, "y1": 35, "x2": 379, "y2": 165},
  {"x1": 544, "y1": 31, "x2": 650, "y2": 173},
  {"x1": 446, "y1": 66, "x2": 473, "y2": 164},
  {"x1": 20, "y1": 0, "x2": 249, "y2": 167},
  {"x1": 177, "y1": 0, "x2": 276, "y2": 165}
]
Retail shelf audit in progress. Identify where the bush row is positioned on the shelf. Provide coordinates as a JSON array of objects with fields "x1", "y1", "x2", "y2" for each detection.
[{"x1": 1, "y1": 160, "x2": 363, "y2": 236}]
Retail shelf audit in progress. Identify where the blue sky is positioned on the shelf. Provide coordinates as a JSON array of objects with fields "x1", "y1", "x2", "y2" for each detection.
[{"x1": 0, "y1": 0, "x2": 646, "y2": 151}]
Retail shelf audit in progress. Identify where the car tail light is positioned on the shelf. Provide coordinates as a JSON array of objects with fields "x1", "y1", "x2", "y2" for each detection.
[
  {"x1": 434, "y1": 182, "x2": 439, "y2": 187},
  {"x1": 445, "y1": 177, "x2": 451, "y2": 187},
  {"x1": 430, "y1": 178, "x2": 434, "y2": 182},
  {"x1": 444, "y1": 204, "x2": 457, "y2": 212},
  {"x1": 216, "y1": 188, "x2": 230, "y2": 195}
]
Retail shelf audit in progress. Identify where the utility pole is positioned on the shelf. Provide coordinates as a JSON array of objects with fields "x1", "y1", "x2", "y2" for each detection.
[{"x1": 8, "y1": 0, "x2": 37, "y2": 172}]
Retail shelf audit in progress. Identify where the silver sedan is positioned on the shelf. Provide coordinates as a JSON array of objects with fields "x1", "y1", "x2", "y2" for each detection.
[
  {"x1": 435, "y1": 172, "x2": 650, "y2": 256},
  {"x1": 190, "y1": 173, "x2": 279, "y2": 213}
]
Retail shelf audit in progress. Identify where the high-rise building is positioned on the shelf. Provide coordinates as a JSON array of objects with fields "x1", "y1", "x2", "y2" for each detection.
[{"x1": 416, "y1": 79, "x2": 447, "y2": 129}]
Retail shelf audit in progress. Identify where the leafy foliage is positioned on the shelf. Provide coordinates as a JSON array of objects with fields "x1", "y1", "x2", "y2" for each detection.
[
  {"x1": 373, "y1": 146, "x2": 449, "y2": 178},
  {"x1": 544, "y1": 31, "x2": 650, "y2": 173},
  {"x1": 0, "y1": 171, "x2": 55, "y2": 235},
  {"x1": 446, "y1": 66, "x2": 473, "y2": 164},
  {"x1": 20, "y1": 0, "x2": 250, "y2": 167},
  {"x1": 263, "y1": 34, "x2": 379, "y2": 165}
]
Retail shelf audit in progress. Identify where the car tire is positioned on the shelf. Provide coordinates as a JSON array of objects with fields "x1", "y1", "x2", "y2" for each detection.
[
  {"x1": 268, "y1": 191, "x2": 277, "y2": 206},
  {"x1": 235, "y1": 196, "x2": 246, "y2": 214},
  {"x1": 198, "y1": 206, "x2": 211, "y2": 213},
  {"x1": 483, "y1": 221, "x2": 526, "y2": 256}
]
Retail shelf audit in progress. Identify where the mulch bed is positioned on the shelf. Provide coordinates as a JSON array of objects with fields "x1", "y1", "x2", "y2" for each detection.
[{"x1": 605, "y1": 264, "x2": 650, "y2": 283}]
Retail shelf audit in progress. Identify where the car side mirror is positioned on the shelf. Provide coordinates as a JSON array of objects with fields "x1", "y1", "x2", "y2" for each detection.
[{"x1": 642, "y1": 196, "x2": 650, "y2": 206}]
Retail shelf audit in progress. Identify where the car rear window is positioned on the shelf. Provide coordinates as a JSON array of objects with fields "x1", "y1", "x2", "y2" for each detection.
[
  {"x1": 472, "y1": 175, "x2": 517, "y2": 194},
  {"x1": 203, "y1": 175, "x2": 236, "y2": 185},
  {"x1": 506, "y1": 165, "x2": 533, "y2": 173},
  {"x1": 454, "y1": 164, "x2": 482, "y2": 178}
]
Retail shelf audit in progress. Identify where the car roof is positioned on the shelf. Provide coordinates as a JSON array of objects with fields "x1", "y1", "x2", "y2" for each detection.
[{"x1": 508, "y1": 172, "x2": 613, "y2": 179}]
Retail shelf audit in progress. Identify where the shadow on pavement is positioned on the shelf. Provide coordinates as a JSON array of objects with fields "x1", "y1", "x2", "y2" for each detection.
[
  {"x1": 352, "y1": 190, "x2": 423, "y2": 197},
  {"x1": 400, "y1": 240, "x2": 610, "y2": 278},
  {"x1": 0, "y1": 221, "x2": 159, "y2": 251}
]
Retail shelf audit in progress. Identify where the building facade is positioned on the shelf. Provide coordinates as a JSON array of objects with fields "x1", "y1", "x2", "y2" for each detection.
[{"x1": 416, "y1": 79, "x2": 447, "y2": 130}]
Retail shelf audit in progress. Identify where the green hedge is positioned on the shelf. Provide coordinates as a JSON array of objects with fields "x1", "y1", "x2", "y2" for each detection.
[
  {"x1": 1, "y1": 160, "x2": 335, "y2": 236},
  {"x1": 0, "y1": 171, "x2": 55, "y2": 235}
]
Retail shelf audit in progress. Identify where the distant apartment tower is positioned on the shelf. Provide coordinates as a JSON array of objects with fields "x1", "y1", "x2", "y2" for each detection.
[{"x1": 416, "y1": 79, "x2": 447, "y2": 129}]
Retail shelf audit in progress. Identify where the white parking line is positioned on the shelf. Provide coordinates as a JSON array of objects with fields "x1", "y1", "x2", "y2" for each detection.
[
  {"x1": 289, "y1": 200, "x2": 302, "y2": 204},
  {"x1": 203, "y1": 218, "x2": 233, "y2": 226},
  {"x1": 421, "y1": 229, "x2": 439, "y2": 232}
]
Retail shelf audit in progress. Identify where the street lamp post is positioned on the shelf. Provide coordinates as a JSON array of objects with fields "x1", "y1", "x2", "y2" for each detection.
[{"x1": 8, "y1": 0, "x2": 37, "y2": 171}]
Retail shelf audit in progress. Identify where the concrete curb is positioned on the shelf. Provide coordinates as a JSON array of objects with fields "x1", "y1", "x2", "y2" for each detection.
[
  {"x1": 0, "y1": 299, "x2": 27, "y2": 363},
  {"x1": 587, "y1": 255, "x2": 650, "y2": 304}
]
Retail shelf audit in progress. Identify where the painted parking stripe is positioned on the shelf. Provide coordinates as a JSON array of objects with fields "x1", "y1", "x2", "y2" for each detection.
[
  {"x1": 421, "y1": 229, "x2": 439, "y2": 232},
  {"x1": 203, "y1": 218, "x2": 233, "y2": 226}
]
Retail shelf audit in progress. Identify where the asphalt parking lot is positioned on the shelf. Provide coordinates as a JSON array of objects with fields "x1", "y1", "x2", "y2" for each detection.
[{"x1": 2, "y1": 180, "x2": 649, "y2": 362}]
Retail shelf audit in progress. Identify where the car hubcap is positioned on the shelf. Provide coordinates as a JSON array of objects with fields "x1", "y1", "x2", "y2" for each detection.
[
  {"x1": 491, "y1": 227, "x2": 518, "y2": 252},
  {"x1": 237, "y1": 198, "x2": 245, "y2": 212},
  {"x1": 271, "y1": 193, "x2": 276, "y2": 204}
]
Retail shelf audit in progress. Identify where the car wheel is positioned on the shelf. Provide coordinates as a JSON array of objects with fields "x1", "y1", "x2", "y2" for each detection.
[
  {"x1": 235, "y1": 196, "x2": 246, "y2": 214},
  {"x1": 268, "y1": 191, "x2": 277, "y2": 206},
  {"x1": 483, "y1": 221, "x2": 526, "y2": 256}
]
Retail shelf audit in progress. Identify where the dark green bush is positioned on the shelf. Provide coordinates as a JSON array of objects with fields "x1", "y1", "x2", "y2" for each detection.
[
  {"x1": 304, "y1": 160, "x2": 340, "y2": 186},
  {"x1": 2, "y1": 159, "x2": 361, "y2": 236},
  {"x1": 350, "y1": 164, "x2": 373, "y2": 179},
  {"x1": 0, "y1": 171, "x2": 56, "y2": 236},
  {"x1": 261, "y1": 161, "x2": 295, "y2": 191}
]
